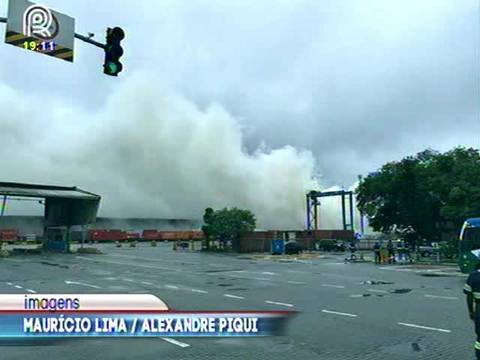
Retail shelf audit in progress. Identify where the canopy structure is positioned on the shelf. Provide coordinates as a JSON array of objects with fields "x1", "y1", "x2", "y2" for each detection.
[{"x1": 0, "y1": 181, "x2": 100, "y2": 227}]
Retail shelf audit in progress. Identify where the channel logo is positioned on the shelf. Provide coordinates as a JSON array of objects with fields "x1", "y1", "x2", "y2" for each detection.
[{"x1": 22, "y1": 4, "x2": 59, "y2": 40}]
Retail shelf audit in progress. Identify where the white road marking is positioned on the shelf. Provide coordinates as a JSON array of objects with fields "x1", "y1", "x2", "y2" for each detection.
[
  {"x1": 379, "y1": 267, "x2": 412, "y2": 272},
  {"x1": 294, "y1": 259, "x2": 313, "y2": 264},
  {"x1": 141, "y1": 281, "x2": 153, "y2": 285},
  {"x1": 424, "y1": 294, "x2": 459, "y2": 300},
  {"x1": 397, "y1": 322, "x2": 451, "y2": 333},
  {"x1": 64, "y1": 280, "x2": 101, "y2": 289},
  {"x1": 26, "y1": 289, "x2": 37, "y2": 293},
  {"x1": 165, "y1": 285, "x2": 179, "y2": 290},
  {"x1": 122, "y1": 278, "x2": 135, "y2": 282},
  {"x1": 350, "y1": 294, "x2": 364, "y2": 298},
  {"x1": 287, "y1": 281, "x2": 306, "y2": 285},
  {"x1": 6, "y1": 282, "x2": 12, "y2": 286},
  {"x1": 321, "y1": 284, "x2": 345, "y2": 289},
  {"x1": 265, "y1": 300, "x2": 294, "y2": 307},
  {"x1": 76, "y1": 256, "x2": 180, "y2": 273},
  {"x1": 261, "y1": 272, "x2": 275, "y2": 275},
  {"x1": 322, "y1": 309, "x2": 358, "y2": 318},
  {"x1": 191, "y1": 289, "x2": 208, "y2": 294},
  {"x1": 14, "y1": 285, "x2": 22, "y2": 289},
  {"x1": 286, "y1": 270, "x2": 310, "y2": 274},
  {"x1": 105, "y1": 253, "x2": 198, "y2": 266},
  {"x1": 224, "y1": 294, "x2": 244, "y2": 299},
  {"x1": 161, "y1": 337, "x2": 191, "y2": 348},
  {"x1": 367, "y1": 289, "x2": 389, "y2": 294},
  {"x1": 208, "y1": 263, "x2": 226, "y2": 268}
]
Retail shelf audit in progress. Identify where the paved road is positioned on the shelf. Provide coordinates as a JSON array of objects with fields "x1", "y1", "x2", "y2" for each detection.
[{"x1": 0, "y1": 243, "x2": 473, "y2": 359}]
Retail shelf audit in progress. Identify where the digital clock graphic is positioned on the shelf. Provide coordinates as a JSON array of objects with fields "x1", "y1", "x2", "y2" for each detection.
[{"x1": 23, "y1": 40, "x2": 56, "y2": 52}]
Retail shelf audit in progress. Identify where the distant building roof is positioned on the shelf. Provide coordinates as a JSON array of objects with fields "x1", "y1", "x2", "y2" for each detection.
[{"x1": 0, "y1": 182, "x2": 100, "y2": 200}]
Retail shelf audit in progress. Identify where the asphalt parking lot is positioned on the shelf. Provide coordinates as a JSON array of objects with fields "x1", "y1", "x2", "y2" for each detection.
[{"x1": 0, "y1": 243, "x2": 473, "y2": 359}]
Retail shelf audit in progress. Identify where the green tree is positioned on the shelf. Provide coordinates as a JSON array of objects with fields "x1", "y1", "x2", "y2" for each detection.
[
  {"x1": 201, "y1": 207, "x2": 256, "y2": 250},
  {"x1": 357, "y1": 147, "x2": 480, "y2": 246}
]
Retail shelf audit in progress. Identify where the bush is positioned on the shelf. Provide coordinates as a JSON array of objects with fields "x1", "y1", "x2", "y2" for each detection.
[
  {"x1": 0, "y1": 249, "x2": 10, "y2": 257},
  {"x1": 439, "y1": 239, "x2": 458, "y2": 259},
  {"x1": 317, "y1": 239, "x2": 337, "y2": 251}
]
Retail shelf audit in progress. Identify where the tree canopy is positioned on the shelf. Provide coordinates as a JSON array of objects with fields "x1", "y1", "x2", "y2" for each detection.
[
  {"x1": 201, "y1": 207, "x2": 256, "y2": 242},
  {"x1": 356, "y1": 147, "x2": 480, "y2": 241}
]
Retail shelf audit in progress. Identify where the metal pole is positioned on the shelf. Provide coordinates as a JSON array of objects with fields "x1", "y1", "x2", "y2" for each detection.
[
  {"x1": 81, "y1": 225, "x2": 85, "y2": 249},
  {"x1": 341, "y1": 192, "x2": 346, "y2": 230},
  {"x1": 0, "y1": 196, "x2": 7, "y2": 216},
  {"x1": 349, "y1": 191, "x2": 354, "y2": 232},
  {"x1": 358, "y1": 175, "x2": 365, "y2": 234},
  {"x1": 313, "y1": 199, "x2": 318, "y2": 230},
  {"x1": 306, "y1": 194, "x2": 311, "y2": 230},
  {"x1": 74, "y1": 33, "x2": 106, "y2": 49}
]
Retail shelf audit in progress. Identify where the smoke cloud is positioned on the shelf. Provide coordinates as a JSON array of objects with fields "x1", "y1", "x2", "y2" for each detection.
[{"x1": 0, "y1": 72, "x2": 343, "y2": 229}]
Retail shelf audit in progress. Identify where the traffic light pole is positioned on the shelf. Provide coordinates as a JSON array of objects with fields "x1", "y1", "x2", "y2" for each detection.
[{"x1": 1, "y1": 15, "x2": 123, "y2": 75}]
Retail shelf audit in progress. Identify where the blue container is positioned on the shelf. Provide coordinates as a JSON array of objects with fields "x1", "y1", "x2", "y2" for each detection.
[{"x1": 272, "y1": 239, "x2": 285, "y2": 255}]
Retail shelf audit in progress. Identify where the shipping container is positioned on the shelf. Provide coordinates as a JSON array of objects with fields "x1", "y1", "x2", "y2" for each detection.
[{"x1": 0, "y1": 229, "x2": 19, "y2": 242}]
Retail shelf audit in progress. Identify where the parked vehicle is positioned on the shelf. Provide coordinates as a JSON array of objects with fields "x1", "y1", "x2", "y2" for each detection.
[
  {"x1": 418, "y1": 245, "x2": 434, "y2": 257},
  {"x1": 459, "y1": 218, "x2": 480, "y2": 273},
  {"x1": 285, "y1": 242, "x2": 303, "y2": 255}
]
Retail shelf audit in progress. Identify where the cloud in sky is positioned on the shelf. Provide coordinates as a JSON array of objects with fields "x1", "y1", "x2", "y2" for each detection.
[{"x1": 0, "y1": 0, "x2": 477, "y2": 226}]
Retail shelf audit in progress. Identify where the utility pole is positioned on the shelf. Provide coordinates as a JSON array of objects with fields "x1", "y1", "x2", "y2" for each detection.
[{"x1": 358, "y1": 175, "x2": 365, "y2": 234}]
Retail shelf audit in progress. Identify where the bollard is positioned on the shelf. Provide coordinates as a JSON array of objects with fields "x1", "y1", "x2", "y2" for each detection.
[{"x1": 151, "y1": 240, "x2": 157, "y2": 247}]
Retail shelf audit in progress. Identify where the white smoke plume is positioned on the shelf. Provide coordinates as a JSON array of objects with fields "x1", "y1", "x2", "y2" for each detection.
[{"x1": 0, "y1": 72, "x2": 341, "y2": 229}]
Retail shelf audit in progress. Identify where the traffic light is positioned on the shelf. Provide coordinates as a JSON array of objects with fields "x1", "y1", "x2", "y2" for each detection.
[{"x1": 104, "y1": 27, "x2": 125, "y2": 76}]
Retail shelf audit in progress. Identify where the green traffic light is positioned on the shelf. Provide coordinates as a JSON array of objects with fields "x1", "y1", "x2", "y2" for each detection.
[
  {"x1": 105, "y1": 62, "x2": 123, "y2": 75},
  {"x1": 105, "y1": 62, "x2": 118, "y2": 74}
]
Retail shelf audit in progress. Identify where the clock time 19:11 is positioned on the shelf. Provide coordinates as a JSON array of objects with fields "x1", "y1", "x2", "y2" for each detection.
[{"x1": 23, "y1": 41, "x2": 56, "y2": 52}]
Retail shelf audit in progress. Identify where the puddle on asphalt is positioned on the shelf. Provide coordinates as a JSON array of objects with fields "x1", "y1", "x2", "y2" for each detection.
[
  {"x1": 390, "y1": 289, "x2": 412, "y2": 294},
  {"x1": 205, "y1": 269, "x2": 243, "y2": 273},
  {"x1": 420, "y1": 273, "x2": 447, "y2": 277},
  {"x1": 38, "y1": 261, "x2": 69, "y2": 269},
  {"x1": 217, "y1": 283, "x2": 233, "y2": 287},
  {"x1": 362, "y1": 280, "x2": 394, "y2": 285},
  {"x1": 411, "y1": 343, "x2": 421, "y2": 352},
  {"x1": 351, "y1": 294, "x2": 372, "y2": 298},
  {"x1": 229, "y1": 288, "x2": 248, "y2": 291}
]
